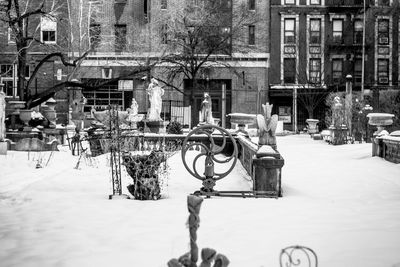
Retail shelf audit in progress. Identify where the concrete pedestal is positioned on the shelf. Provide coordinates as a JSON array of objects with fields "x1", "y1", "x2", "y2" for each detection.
[{"x1": 0, "y1": 141, "x2": 7, "y2": 155}]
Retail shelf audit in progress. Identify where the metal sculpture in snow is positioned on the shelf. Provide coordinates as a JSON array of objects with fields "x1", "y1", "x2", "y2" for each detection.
[{"x1": 181, "y1": 124, "x2": 238, "y2": 196}]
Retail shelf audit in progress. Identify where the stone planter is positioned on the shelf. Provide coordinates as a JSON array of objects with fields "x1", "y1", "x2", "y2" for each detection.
[
  {"x1": 19, "y1": 109, "x2": 33, "y2": 131},
  {"x1": 146, "y1": 120, "x2": 164, "y2": 134},
  {"x1": 228, "y1": 113, "x2": 257, "y2": 127},
  {"x1": 329, "y1": 126, "x2": 348, "y2": 145},
  {"x1": 367, "y1": 113, "x2": 395, "y2": 136},
  {"x1": 306, "y1": 119, "x2": 319, "y2": 135}
]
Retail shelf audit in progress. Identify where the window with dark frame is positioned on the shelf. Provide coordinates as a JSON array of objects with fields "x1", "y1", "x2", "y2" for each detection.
[
  {"x1": 41, "y1": 16, "x2": 57, "y2": 43},
  {"x1": 354, "y1": 59, "x2": 362, "y2": 84},
  {"x1": 284, "y1": 19, "x2": 296, "y2": 44},
  {"x1": 285, "y1": 0, "x2": 296, "y2": 4},
  {"x1": 378, "y1": 19, "x2": 389, "y2": 45},
  {"x1": 332, "y1": 59, "x2": 343, "y2": 83},
  {"x1": 309, "y1": 58, "x2": 321, "y2": 84},
  {"x1": 284, "y1": 58, "x2": 296, "y2": 84},
  {"x1": 248, "y1": 25, "x2": 255, "y2": 45},
  {"x1": 161, "y1": 0, "x2": 167, "y2": 9},
  {"x1": 310, "y1": 19, "x2": 321, "y2": 44},
  {"x1": 161, "y1": 24, "x2": 168, "y2": 44},
  {"x1": 332, "y1": 19, "x2": 343, "y2": 43},
  {"x1": 89, "y1": 24, "x2": 101, "y2": 49},
  {"x1": 0, "y1": 64, "x2": 13, "y2": 77},
  {"x1": 353, "y1": 19, "x2": 363, "y2": 44},
  {"x1": 248, "y1": 0, "x2": 255, "y2": 10},
  {"x1": 377, "y1": 59, "x2": 389, "y2": 84},
  {"x1": 114, "y1": 24, "x2": 127, "y2": 52},
  {"x1": 378, "y1": 0, "x2": 390, "y2": 6}
]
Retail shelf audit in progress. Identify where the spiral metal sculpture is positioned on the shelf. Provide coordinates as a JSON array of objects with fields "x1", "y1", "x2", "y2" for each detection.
[
  {"x1": 181, "y1": 124, "x2": 238, "y2": 193},
  {"x1": 280, "y1": 245, "x2": 318, "y2": 267}
]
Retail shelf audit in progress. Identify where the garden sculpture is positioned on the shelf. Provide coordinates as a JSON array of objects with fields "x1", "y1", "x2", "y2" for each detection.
[
  {"x1": 147, "y1": 78, "x2": 164, "y2": 121},
  {"x1": 181, "y1": 124, "x2": 238, "y2": 196},
  {"x1": 71, "y1": 94, "x2": 87, "y2": 130},
  {"x1": 168, "y1": 195, "x2": 230, "y2": 267},
  {"x1": 199, "y1": 93, "x2": 214, "y2": 125},
  {"x1": 256, "y1": 102, "x2": 278, "y2": 148},
  {"x1": 0, "y1": 88, "x2": 5, "y2": 141}
]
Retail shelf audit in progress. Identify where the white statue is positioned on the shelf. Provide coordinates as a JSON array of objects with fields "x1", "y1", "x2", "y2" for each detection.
[
  {"x1": 147, "y1": 78, "x2": 164, "y2": 121},
  {"x1": 126, "y1": 98, "x2": 141, "y2": 126},
  {"x1": 0, "y1": 88, "x2": 6, "y2": 141},
  {"x1": 256, "y1": 102, "x2": 278, "y2": 147},
  {"x1": 199, "y1": 92, "x2": 214, "y2": 124}
]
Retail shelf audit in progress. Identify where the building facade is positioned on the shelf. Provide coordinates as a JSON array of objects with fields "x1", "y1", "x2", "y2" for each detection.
[{"x1": 269, "y1": 0, "x2": 400, "y2": 131}]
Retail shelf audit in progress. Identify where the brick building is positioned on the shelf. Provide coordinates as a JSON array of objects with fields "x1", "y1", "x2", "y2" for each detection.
[
  {"x1": 72, "y1": 0, "x2": 270, "y2": 127},
  {"x1": 269, "y1": 0, "x2": 400, "y2": 131}
]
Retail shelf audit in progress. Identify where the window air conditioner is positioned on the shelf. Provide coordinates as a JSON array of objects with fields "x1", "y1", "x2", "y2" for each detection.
[
  {"x1": 378, "y1": 77, "x2": 389, "y2": 84},
  {"x1": 379, "y1": 37, "x2": 389, "y2": 44}
]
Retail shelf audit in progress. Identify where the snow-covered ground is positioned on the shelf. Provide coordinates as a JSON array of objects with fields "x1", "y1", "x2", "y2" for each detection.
[{"x1": 1, "y1": 134, "x2": 400, "y2": 267}]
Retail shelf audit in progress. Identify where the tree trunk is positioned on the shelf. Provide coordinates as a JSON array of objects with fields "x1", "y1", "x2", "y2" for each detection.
[{"x1": 16, "y1": 42, "x2": 27, "y2": 101}]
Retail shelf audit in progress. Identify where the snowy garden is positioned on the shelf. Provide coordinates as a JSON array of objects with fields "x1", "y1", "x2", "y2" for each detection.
[{"x1": 1, "y1": 133, "x2": 400, "y2": 267}]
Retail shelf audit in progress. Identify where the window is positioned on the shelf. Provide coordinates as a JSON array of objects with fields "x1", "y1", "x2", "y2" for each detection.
[
  {"x1": 160, "y1": 24, "x2": 168, "y2": 44},
  {"x1": 284, "y1": 58, "x2": 296, "y2": 84},
  {"x1": 332, "y1": 59, "x2": 343, "y2": 83},
  {"x1": 332, "y1": 19, "x2": 343, "y2": 43},
  {"x1": 377, "y1": 59, "x2": 389, "y2": 84},
  {"x1": 378, "y1": 0, "x2": 390, "y2": 6},
  {"x1": 89, "y1": 24, "x2": 101, "y2": 49},
  {"x1": 1, "y1": 64, "x2": 15, "y2": 97},
  {"x1": 354, "y1": 59, "x2": 362, "y2": 84},
  {"x1": 310, "y1": 0, "x2": 321, "y2": 4},
  {"x1": 0, "y1": 65, "x2": 13, "y2": 78},
  {"x1": 8, "y1": 27, "x2": 16, "y2": 44},
  {"x1": 248, "y1": 0, "x2": 255, "y2": 10},
  {"x1": 25, "y1": 65, "x2": 30, "y2": 79},
  {"x1": 353, "y1": 19, "x2": 363, "y2": 44},
  {"x1": 161, "y1": 0, "x2": 167, "y2": 9},
  {"x1": 285, "y1": 0, "x2": 296, "y2": 4},
  {"x1": 284, "y1": 19, "x2": 296, "y2": 44},
  {"x1": 114, "y1": 24, "x2": 127, "y2": 52},
  {"x1": 248, "y1": 25, "x2": 255, "y2": 45},
  {"x1": 309, "y1": 59, "x2": 321, "y2": 84},
  {"x1": 310, "y1": 19, "x2": 321, "y2": 44},
  {"x1": 378, "y1": 19, "x2": 389, "y2": 45},
  {"x1": 41, "y1": 16, "x2": 57, "y2": 43}
]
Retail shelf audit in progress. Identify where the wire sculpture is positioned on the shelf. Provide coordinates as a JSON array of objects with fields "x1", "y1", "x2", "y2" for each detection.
[
  {"x1": 280, "y1": 245, "x2": 318, "y2": 267},
  {"x1": 181, "y1": 124, "x2": 238, "y2": 196}
]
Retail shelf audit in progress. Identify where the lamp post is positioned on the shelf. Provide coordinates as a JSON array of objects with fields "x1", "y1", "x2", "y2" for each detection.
[{"x1": 361, "y1": 0, "x2": 366, "y2": 99}]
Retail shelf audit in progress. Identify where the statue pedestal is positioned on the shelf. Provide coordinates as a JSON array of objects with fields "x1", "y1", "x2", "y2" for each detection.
[
  {"x1": 0, "y1": 141, "x2": 7, "y2": 155},
  {"x1": 146, "y1": 120, "x2": 164, "y2": 134}
]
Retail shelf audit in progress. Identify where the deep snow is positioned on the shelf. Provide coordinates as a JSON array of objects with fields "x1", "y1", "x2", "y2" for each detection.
[{"x1": 0, "y1": 134, "x2": 400, "y2": 267}]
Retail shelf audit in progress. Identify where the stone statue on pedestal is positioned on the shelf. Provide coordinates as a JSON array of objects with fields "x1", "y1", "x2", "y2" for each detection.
[
  {"x1": 256, "y1": 102, "x2": 278, "y2": 147},
  {"x1": 199, "y1": 92, "x2": 214, "y2": 125},
  {"x1": 147, "y1": 78, "x2": 164, "y2": 121}
]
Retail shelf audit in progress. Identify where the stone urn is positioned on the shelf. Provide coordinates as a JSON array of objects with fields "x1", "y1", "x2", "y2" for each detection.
[
  {"x1": 367, "y1": 113, "x2": 395, "y2": 136},
  {"x1": 306, "y1": 119, "x2": 319, "y2": 135},
  {"x1": 19, "y1": 109, "x2": 33, "y2": 130},
  {"x1": 228, "y1": 113, "x2": 257, "y2": 135}
]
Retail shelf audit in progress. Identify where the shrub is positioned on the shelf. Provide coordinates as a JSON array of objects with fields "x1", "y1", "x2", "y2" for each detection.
[{"x1": 167, "y1": 121, "x2": 183, "y2": 134}]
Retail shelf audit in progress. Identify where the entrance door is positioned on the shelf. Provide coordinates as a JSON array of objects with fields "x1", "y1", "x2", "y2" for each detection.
[{"x1": 185, "y1": 79, "x2": 231, "y2": 127}]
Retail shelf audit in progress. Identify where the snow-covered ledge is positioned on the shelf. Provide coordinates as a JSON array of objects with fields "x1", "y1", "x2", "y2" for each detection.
[{"x1": 379, "y1": 134, "x2": 400, "y2": 164}]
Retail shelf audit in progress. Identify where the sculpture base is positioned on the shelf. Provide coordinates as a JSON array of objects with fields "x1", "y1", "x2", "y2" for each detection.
[
  {"x1": 146, "y1": 120, "x2": 164, "y2": 134},
  {"x1": 0, "y1": 141, "x2": 7, "y2": 155}
]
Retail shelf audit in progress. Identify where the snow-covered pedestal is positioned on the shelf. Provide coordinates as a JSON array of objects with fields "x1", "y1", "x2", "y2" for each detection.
[{"x1": 306, "y1": 119, "x2": 319, "y2": 135}]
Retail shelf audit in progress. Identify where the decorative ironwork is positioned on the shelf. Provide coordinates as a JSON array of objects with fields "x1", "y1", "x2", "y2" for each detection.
[
  {"x1": 108, "y1": 105, "x2": 128, "y2": 199},
  {"x1": 280, "y1": 245, "x2": 318, "y2": 267},
  {"x1": 181, "y1": 124, "x2": 238, "y2": 195}
]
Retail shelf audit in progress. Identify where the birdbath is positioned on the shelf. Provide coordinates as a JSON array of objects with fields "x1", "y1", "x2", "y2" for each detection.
[
  {"x1": 227, "y1": 113, "x2": 257, "y2": 135},
  {"x1": 367, "y1": 113, "x2": 395, "y2": 136}
]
